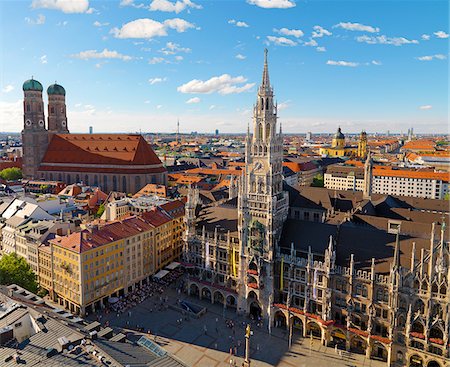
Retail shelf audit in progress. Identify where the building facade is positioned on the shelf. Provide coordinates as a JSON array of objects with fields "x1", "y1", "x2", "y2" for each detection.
[
  {"x1": 183, "y1": 50, "x2": 450, "y2": 367},
  {"x1": 21, "y1": 79, "x2": 167, "y2": 193}
]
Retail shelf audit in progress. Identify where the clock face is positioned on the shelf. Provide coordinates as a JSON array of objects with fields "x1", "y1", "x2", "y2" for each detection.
[
  {"x1": 25, "y1": 119, "x2": 32, "y2": 126},
  {"x1": 61, "y1": 120, "x2": 66, "y2": 127},
  {"x1": 39, "y1": 120, "x2": 44, "y2": 126}
]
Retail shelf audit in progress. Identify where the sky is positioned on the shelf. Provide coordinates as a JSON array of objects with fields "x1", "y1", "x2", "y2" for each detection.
[{"x1": 0, "y1": 0, "x2": 448, "y2": 134}]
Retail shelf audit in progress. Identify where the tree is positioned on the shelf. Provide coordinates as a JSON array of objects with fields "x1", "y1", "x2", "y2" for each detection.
[
  {"x1": 0, "y1": 167, "x2": 22, "y2": 181},
  {"x1": 0, "y1": 253, "x2": 38, "y2": 293},
  {"x1": 311, "y1": 173, "x2": 324, "y2": 187},
  {"x1": 96, "y1": 203, "x2": 105, "y2": 218}
]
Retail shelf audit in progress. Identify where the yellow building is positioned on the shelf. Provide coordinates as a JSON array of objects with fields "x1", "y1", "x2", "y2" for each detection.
[
  {"x1": 320, "y1": 127, "x2": 367, "y2": 158},
  {"x1": 38, "y1": 200, "x2": 185, "y2": 315}
]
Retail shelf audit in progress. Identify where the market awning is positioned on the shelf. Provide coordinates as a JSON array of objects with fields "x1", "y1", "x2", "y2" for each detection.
[
  {"x1": 165, "y1": 261, "x2": 180, "y2": 270},
  {"x1": 153, "y1": 269, "x2": 169, "y2": 279}
]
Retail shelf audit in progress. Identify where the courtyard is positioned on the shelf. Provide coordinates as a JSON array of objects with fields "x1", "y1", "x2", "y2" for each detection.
[{"x1": 87, "y1": 279, "x2": 388, "y2": 367}]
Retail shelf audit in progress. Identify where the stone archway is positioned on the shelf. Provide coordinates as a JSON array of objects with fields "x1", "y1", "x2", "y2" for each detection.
[
  {"x1": 291, "y1": 316, "x2": 303, "y2": 335},
  {"x1": 189, "y1": 283, "x2": 199, "y2": 296},
  {"x1": 330, "y1": 328, "x2": 347, "y2": 349},
  {"x1": 371, "y1": 341, "x2": 388, "y2": 362},
  {"x1": 213, "y1": 290, "x2": 225, "y2": 305},
  {"x1": 350, "y1": 334, "x2": 367, "y2": 355},
  {"x1": 226, "y1": 294, "x2": 237, "y2": 308},
  {"x1": 427, "y1": 360, "x2": 441, "y2": 367},
  {"x1": 307, "y1": 321, "x2": 322, "y2": 339},
  {"x1": 249, "y1": 301, "x2": 262, "y2": 319},
  {"x1": 201, "y1": 287, "x2": 211, "y2": 300},
  {"x1": 409, "y1": 354, "x2": 424, "y2": 367},
  {"x1": 274, "y1": 310, "x2": 287, "y2": 328}
]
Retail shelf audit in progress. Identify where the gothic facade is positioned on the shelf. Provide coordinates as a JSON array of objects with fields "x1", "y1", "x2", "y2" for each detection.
[{"x1": 183, "y1": 51, "x2": 449, "y2": 367}]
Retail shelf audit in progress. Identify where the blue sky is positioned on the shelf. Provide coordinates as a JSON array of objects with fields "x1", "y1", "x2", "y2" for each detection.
[{"x1": 0, "y1": 0, "x2": 448, "y2": 134}]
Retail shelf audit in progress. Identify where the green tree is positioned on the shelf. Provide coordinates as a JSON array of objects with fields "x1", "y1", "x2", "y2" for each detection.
[
  {"x1": 96, "y1": 203, "x2": 105, "y2": 217},
  {"x1": 0, "y1": 253, "x2": 38, "y2": 293},
  {"x1": 444, "y1": 193, "x2": 450, "y2": 201},
  {"x1": 311, "y1": 173, "x2": 324, "y2": 187},
  {"x1": 0, "y1": 167, "x2": 22, "y2": 181}
]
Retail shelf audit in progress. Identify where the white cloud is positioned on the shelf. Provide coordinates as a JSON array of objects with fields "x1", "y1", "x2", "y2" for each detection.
[
  {"x1": 31, "y1": 0, "x2": 92, "y2": 13},
  {"x1": 419, "y1": 105, "x2": 432, "y2": 110},
  {"x1": 274, "y1": 27, "x2": 303, "y2": 38},
  {"x1": 312, "y1": 25, "x2": 332, "y2": 38},
  {"x1": 111, "y1": 18, "x2": 195, "y2": 39},
  {"x1": 177, "y1": 74, "x2": 255, "y2": 95},
  {"x1": 0, "y1": 100, "x2": 22, "y2": 131},
  {"x1": 304, "y1": 38, "x2": 318, "y2": 47},
  {"x1": 174, "y1": 55, "x2": 183, "y2": 61},
  {"x1": 149, "y1": 57, "x2": 166, "y2": 64},
  {"x1": 57, "y1": 20, "x2": 68, "y2": 26},
  {"x1": 228, "y1": 19, "x2": 249, "y2": 28},
  {"x1": 94, "y1": 21, "x2": 109, "y2": 27},
  {"x1": 371, "y1": 60, "x2": 382, "y2": 65},
  {"x1": 421, "y1": 34, "x2": 430, "y2": 41},
  {"x1": 247, "y1": 0, "x2": 295, "y2": 9},
  {"x1": 434, "y1": 30, "x2": 449, "y2": 39},
  {"x1": 416, "y1": 54, "x2": 447, "y2": 61},
  {"x1": 71, "y1": 48, "x2": 132, "y2": 61},
  {"x1": 159, "y1": 41, "x2": 191, "y2": 55},
  {"x1": 156, "y1": 104, "x2": 163, "y2": 109},
  {"x1": 278, "y1": 100, "x2": 290, "y2": 110},
  {"x1": 333, "y1": 22, "x2": 379, "y2": 33},
  {"x1": 2, "y1": 85, "x2": 14, "y2": 93},
  {"x1": 25, "y1": 14, "x2": 46, "y2": 25},
  {"x1": 120, "y1": 0, "x2": 145, "y2": 8},
  {"x1": 316, "y1": 46, "x2": 326, "y2": 52},
  {"x1": 266, "y1": 36, "x2": 297, "y2": 46},
  {"x1": 356, "y1": 35, "x2": 419, "y2": 46},
  {"x1": 148, "y1": 77, "x2": 167, "y2": 85},
  {"x1": 236, "y1": 54, "x2": 246, "y2": 60},
  {"x1": 40, "y1": 55, "x2": 48, "y2": 64},
  {"x1": 327, "y1": 60, "x2": 359, "y2": 67},
  {"x1": 149, "y1": 0, "x2": 201, "y2": 13},
  {"x1": 186, "y1": 97, "x2": 201, "y2": 104}
]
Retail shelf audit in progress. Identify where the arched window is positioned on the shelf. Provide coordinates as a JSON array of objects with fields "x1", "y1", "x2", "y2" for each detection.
[
  {"x1": 265, "y1": 98, "x2": 269, "y2": 110},
  {"x1": 26, "y1": 104, "x2": 30, "y2": 112},
  {"x1": 122, "y1": 176, "x2": 127, "y2": 193},
  {"x1": 112, "y1": 176, "x2": 117, "y2": 191},
  {"x1": 260, "y1": 98, "x2": 264, "y2": 110},
  {"x1": 51, "y1": 107, "x2": 55, "y2": 114},
  {"x1": 258, "y1": 123, "x2": 263, "y2": 140},
  {"x1": 431, "y1": 283, "x2": 438, "y2": 293},
  {"x1": 266, "y1": 123, "x2": 270, "y2": 140},
  {"x1": 103, "y1": 175, "x2": 108, "y2": 190}
]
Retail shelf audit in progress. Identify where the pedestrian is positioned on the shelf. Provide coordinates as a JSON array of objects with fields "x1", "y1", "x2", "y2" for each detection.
[{"x1": 335, "y1": 345, "x2": 338, "y2": 354}]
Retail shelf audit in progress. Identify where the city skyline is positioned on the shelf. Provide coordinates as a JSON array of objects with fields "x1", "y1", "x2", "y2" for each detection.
[{"x1": 0, "y1": 0, "x2": 449, "y2": 134}]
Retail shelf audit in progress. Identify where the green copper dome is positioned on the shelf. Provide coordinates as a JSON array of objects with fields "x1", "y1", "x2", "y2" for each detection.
[
  {"x1": 47, "y1": 83, "x2": 66, "y2": 96},
  {"x1": 334, "y1": 127, "x2": 345, "y2": 140},
  {"x1": 22, "y1": 78, "x2": 43, "y2": 92}
]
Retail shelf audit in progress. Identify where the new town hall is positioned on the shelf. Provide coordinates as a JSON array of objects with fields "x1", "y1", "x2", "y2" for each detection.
[{"x1": 184, "y1": 51, "x2": 449, "y2": 367}]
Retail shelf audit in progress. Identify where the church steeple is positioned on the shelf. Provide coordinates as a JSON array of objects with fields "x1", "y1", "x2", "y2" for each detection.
[{"x1": 261, "y1": 48, "x2": 270, "y2": 90}]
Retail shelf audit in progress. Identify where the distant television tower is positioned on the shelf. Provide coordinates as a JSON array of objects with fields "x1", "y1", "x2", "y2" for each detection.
[{"x1": 176, "y1": 119, "x2": 180, "y2": 144}]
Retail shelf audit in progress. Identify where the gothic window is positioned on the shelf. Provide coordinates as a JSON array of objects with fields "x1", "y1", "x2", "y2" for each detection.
[
  {"x1": 258, "y1": 123, "x2": 263, "y2": 140},
  {"x1": 26, "y1": 104, "x2": 30, "y2": 112},
  {"x1": 51, "y1": 107, "x2": 55, "y2": 114},
  {"x1": 251, "y1": 181, "x2": 256, "y2": 192},
  {"x1": 413, "y1": 299, "x2": 425, "y2": 313},
  {"x1": 260, "y1": 98, "x2": 263, "y2": 110},
  {"x1": 122, "y1": 176, "x2": 127, "y2": 192},
  {"x1": 431, "y1": 303, "x2": 443, "y2": 318},
  {"x1": 265, "y1": 98, "x2": 269, "y2": 110},
  {"x1": 266, "y1": 123, "x2": 270, "y2": 140},
  {"x1": 440, "y1": 285, "x2": 447, "y2": 295},
  {"x1": 431, "y1": 282, "x2": 438, "y2": 293}
]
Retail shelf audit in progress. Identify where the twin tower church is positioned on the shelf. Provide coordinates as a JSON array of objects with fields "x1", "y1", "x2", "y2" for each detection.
[{"x1": 21, "y1": 79, "x2": 167, "y2": 193}]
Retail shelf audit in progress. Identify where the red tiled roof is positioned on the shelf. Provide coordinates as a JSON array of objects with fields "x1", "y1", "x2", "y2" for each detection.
[
  {"x1": 141, "y1": 208, "x2": 172, "y2": 227},
  {"x1": 40, "y1": 134, "x2": 165, "y2": 173},
  {"x1": 160, "y1": 200, "x2": 185, "y2": 218}
]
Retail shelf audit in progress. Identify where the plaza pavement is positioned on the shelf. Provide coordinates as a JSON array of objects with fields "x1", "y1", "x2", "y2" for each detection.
[{"x1": 88, "y1": 283, "x2": 387, "y2": 367}]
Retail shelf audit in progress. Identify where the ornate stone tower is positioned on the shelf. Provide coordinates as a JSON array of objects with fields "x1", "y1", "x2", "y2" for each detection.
[
  {"x1": 332, "y1": 127, "x2": 345, "y2": 149},
  {"x1": 357, "y1": 130, "x2": 368, "y2": 159},
  {"x1": 237, "y1": 49, "x2": 289, "y2": 320},
  {"x1": 47, "y1": 83, "x2": 69, "y2": 134},
  {"x1": 21, "y1": 78, "x2": 49, "y2": 179}
]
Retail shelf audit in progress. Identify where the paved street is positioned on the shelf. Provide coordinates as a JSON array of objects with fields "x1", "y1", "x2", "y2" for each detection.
[{"x1": 88, "y1": 283, "x2": 387, "y2": 367}]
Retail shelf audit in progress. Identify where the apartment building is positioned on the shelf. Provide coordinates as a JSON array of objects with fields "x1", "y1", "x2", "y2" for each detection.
[
  {"x1": 324, "y1": 164, "x2": 449, "y2": 199},
  {"x1": 38, "y1": 203, "x2": 185, "y2": 315}
]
